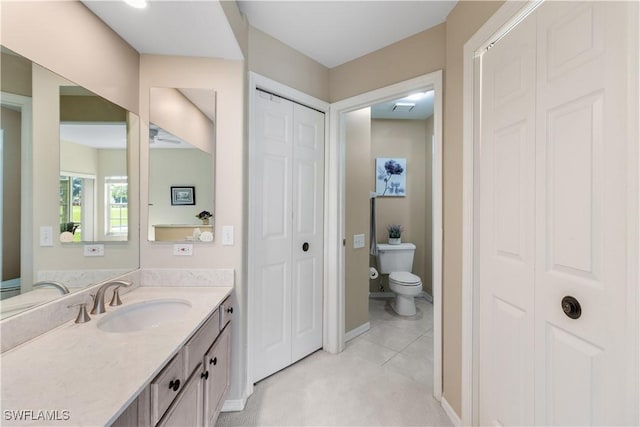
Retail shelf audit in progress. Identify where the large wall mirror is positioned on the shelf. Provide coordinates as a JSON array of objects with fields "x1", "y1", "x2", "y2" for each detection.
[
  {"x1": 148, "y1": 87, "x2": 215, "y2": 242},
  {"x1": 0, "y1": 45, "x2": 139, "y2": 319},
  {"x1": 59, "y1": 85, "x2": 130, "y2": 243}
]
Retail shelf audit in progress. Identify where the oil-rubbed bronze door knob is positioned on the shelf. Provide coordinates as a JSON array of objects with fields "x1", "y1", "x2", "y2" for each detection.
[{"x1": 561, "y1": 296, "x2": 582, "y2": 319}]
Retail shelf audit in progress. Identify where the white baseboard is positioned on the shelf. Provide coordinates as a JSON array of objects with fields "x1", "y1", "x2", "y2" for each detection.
[
  {"x1": 344, "y1": 322, "x2": 370, "y2": 342},
  {"x1": 421, "y1": 291, "x2": 433, "y2": 303},
  {"x1": 441, "y1": 396, "x2": 462, "y2": 427},
  {"x1": 221, "y1": 397, "x2": 247, "y2": 412}
]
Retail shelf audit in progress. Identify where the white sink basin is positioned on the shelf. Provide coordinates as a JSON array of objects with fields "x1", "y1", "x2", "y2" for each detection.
[{"x1": 97, "y1": 299, "x2": 192, "y2": 333}]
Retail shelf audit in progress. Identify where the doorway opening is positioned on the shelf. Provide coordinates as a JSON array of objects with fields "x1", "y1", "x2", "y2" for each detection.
[{"x1": 329, "y1": 70, "x2": 443, "y2": 401}]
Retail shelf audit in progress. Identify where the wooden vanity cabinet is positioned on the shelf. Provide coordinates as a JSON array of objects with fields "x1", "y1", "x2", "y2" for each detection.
[
  {"x1": 110, "y1": 296, "x2": 233, "y2": 427},
  {"x1": 203, "y1": 325, "x2": 231, "y2": 427},
  {"x1": 156, "y1": 365, "x2": 204, "y2": 427}
]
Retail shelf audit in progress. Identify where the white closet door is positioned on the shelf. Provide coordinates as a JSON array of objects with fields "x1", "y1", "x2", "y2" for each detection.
[
  {"x1": 253, "y1": 91, "x2": 294, "y2": 381},
  {"x1": 479, "y1": 2, "x2": 636, "y2": 425},
  {"x1": 534, "y1": 2, "x2": 632, "y2": 425},
  {"x1": 478, "y1": 13, "x2": 536, "y2": 426},
  {"x1": 253, "y1": 90, "x2": 324, "y2": 382},
  {"x1": 291, "y1": 103, "x2": 324, "y2": 363}
]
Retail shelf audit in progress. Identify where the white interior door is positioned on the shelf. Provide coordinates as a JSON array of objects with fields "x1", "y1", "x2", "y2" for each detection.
[
  {"x1": 533, "y1": 2, "x2": 632, "y2": 424},
  {"x1": 291, "y1": 103, "x2": 324, "y2": 363},
  {"x1": 478, "y1": 12, "x2": 536, "y2": 426},
  {"x1": 478, "y1": 2, "x2": 636, "y2": 425},
  {"x1": 253, "y1": 90, "x2": 324, "y2": 382}
]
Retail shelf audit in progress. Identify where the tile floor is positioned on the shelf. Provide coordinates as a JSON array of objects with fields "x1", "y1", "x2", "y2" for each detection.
[{"x1": 216, "y1": 297, "x2": 451, "y2": 426}]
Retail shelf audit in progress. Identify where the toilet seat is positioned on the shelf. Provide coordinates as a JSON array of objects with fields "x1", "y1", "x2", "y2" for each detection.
[{"x1": 389, "y1": 271, "x2": 421, "y2": 286}]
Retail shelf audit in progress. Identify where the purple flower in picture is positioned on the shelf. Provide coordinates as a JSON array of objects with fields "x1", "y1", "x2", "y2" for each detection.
[{"x1": 377, "y1": 158, "x2": 406, "y2": 196}]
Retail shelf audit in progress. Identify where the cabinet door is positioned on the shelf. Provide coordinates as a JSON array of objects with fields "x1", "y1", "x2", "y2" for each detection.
[
  {"x1": 157, "y1": 367, "x2": 203, "y2": 427},
  {"x1": 203, "y1": 326, "x2": 231, "y2": 427}
]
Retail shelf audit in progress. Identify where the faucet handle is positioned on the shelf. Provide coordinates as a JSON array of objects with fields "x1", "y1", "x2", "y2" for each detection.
[
  {"x1": 109, "y1": 286, "x2": 124, "y2": 307},
  {"x1": 67, "y1": 303, "x2": 91, "y2": 324}
]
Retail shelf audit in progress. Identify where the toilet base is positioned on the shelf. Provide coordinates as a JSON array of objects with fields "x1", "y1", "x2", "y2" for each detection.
[{"x1": 392, "y1": 294, "x2": 416, "y2": 316}]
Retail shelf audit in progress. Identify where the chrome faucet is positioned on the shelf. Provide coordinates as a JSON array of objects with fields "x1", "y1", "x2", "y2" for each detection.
[
  {"x1": 33, "y1": 281, "x2": 70, "y2": 295},
  {"x1": 90, "y1": 280, "x2": 132, "y2": 315}
]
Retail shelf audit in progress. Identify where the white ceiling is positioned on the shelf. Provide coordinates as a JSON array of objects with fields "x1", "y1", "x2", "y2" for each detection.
[
  {"x1": 60, "y1": 123, "x2": 127, "y2": 149},
  {"x1": 81, "y1": 0, "x2": 243, "y2": 60},
  {"x1": 238, "y1": 1, "x2": 456, "y2": 68},
  {"x1": 81, "y1": 1, "x2": 456, "y2": 69}
]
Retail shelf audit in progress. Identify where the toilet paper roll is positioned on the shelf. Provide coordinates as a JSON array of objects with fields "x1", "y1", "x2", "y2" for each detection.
[{"x1": 369, "y1": 267, "x2": 379, "y2": 280}]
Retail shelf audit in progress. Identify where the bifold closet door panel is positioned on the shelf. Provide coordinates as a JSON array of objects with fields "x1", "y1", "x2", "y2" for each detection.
[
  {"x1": 533, "y1": 2, "x2": 632, "y2": 425},
  {"x1": 253, "y1": 91, "x2": 294, "y2": 382},
  {"x1": 478, "y1": 12, "x2": 536, "y2": 426},
  {"x1": 291, "y1": 103, "x2": 324, "y2": 363}
]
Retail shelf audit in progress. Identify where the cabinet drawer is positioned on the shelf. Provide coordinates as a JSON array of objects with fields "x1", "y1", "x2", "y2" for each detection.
[
  {"x1": 184, "y1": 309, "x2": 220, "y2": 378},
  {"x1": 219, "y1": 297, "x2": 233, "y2": 328},
  {"x1": 151, "y1": 351, "x2": 185, "y2": 426},
  {"x1": 156, "y1": 366, "x2": 203, "y2": 427}
]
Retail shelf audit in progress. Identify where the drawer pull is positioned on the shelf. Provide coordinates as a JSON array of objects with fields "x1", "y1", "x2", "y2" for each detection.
[
  {"x1": 201, "y1": 371, "x2": 209, "y2": 380},
  {"x1": 226, "y1": 307, "x2": 233, "y2": 314},
  {"x1": 168, "y1": 379, "x2": 180, "y2": 392},
  {"x1": 210, "y1": 357, "x2": 217, "y2": 366}
]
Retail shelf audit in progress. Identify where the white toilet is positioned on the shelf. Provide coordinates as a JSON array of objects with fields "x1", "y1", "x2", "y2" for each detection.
[{"x1": 376, "y1": 243, "x2": 422, "y2": 316}]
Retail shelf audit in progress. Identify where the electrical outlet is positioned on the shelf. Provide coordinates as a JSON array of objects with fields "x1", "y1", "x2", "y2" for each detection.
[
  {"x1": 173, "y1": 244, "x2": 193, "y2": 256},
  {"x1": 83, "y1": 244, "x2": 104, "y2": 257},
  {"x1": 39, "y1": 226, "x2": 53, "y2": 247},
  {"x1": 353, "y1": 234, "x2": 365, "y2": 249}
]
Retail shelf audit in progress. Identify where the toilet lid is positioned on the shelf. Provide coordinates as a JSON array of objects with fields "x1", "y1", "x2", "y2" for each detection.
[{"x1": 389, "y1": 272, "x2": 421, "y2": 285}]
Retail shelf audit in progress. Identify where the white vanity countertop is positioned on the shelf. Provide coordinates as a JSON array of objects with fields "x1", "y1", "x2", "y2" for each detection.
[{"x1": 0, "y1": 286, "x2": 232, "y2": 426}]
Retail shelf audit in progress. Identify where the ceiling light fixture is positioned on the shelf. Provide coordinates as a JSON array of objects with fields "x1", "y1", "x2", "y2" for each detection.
[
  {"x1": 405, "y1": 92, "x2": 428, "y2": 101},
  {"x1": 123, "y1": 0, "x2": 147, "y2": 9},
  {"x1": 393, "y1": 102, "x2": 415, "y2": 112}
]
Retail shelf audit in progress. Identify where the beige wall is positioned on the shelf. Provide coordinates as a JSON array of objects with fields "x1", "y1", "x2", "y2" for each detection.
[
  {"x1": 148, "y1": 149, "x2": 214, "y2": 240},
  {"x1": 60, "y1": 140, "x2": 98, "y2": 175},
  {"x1": 442, "y1": 0, "x2": 505, "y2": 415},
  {"x1": 248, "y1": 27, "x2": 330, "y2": 102},
  {"x1": 1, "y1": 1, "x2": 139, "y2": 113},
  {"x1": 1, "y1": 106, "x2": 21, "y2": 281},
  {"x1": 345, "y1": 108, "x2": 372, "y2": 333},
  {"x1": 329, "y1": 23, "x2": 445, "y2": 102},
  {"x1": 1, "y1": 51, "x2": 32, "y2": 97},
  {"x1": 139, "y1": 54, "x2": 246, "y2": 400},
  {"x1": 371, "y1": 119, "x2": 430, "y2": 293},
  {"x1": 149, "y1": 87, "x2": 215, "y2": 154}
]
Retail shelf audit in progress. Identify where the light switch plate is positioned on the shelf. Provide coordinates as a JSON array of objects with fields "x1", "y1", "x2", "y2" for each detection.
[
  {"x1": 222, "y1": 226, "x2": 234, "y2": 246},
  {"x1": 39, "y1": 226, "x2": 53, "y2": 247},
  {"x1": 84, "y1": 244, "x2": 104, "y2": 257},
  {"x1": 173, "y1": 244, "x2": 193, "y2": 256},
  {"x1": 353, "y1": 234, "x2": 365, "y2": 249}
]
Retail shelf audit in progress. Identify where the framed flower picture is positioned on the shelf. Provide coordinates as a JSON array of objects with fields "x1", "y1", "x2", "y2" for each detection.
[{"x1": 375, "y1": 158, "x2": 406, "y2": 196}]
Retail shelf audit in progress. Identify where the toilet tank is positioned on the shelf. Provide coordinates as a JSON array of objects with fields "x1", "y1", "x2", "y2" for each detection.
[{"x1": 376, "y1": 243, "x2": 416, "y2": 274}]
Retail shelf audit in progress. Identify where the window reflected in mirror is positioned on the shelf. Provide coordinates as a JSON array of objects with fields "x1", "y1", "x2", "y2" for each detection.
[{"x1": 59, "y1": 86, "x2": 129, "y2": 242}]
